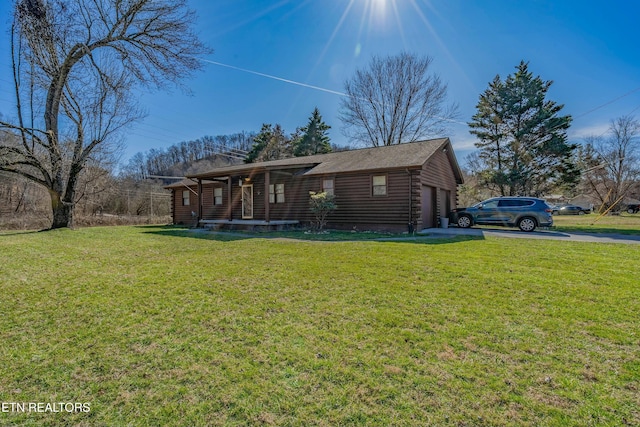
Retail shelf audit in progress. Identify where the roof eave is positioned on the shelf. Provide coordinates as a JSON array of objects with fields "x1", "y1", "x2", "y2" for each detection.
[
  {"x1": 441, "y1": 138, "x2": 465, "y2": 185},
  {"x1": 186, "y1": 162, "x2": 320, "y2": 180},
  {"x1": 302, "y1": 164, "x2": 424, "y2": 176}
]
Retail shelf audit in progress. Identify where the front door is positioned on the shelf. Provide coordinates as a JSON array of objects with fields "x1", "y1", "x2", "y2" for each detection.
[{"x1": 242, "y1": 185, "x2": 253, "y2": 219}]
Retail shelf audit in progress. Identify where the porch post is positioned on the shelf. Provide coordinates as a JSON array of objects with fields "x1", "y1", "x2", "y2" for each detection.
[
  {"x1": 197, "y1": 179, "x2": 203, "y2": 221},
  {"x1": 227, "y1": 177, "x2": 233, "y2": 220},
  {"x1": 264, "y1": 170, "x2": 270, "y2": 222}
]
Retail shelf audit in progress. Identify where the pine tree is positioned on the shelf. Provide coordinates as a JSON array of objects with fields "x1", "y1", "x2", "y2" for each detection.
[
  {"x1": 245, "y1": 124, "x2": 293, "y2": 163},
  {"x1": 294, "y1": 108, "x2": 332, "y2": 157},
  {"x1": 468, "y1": 61, "x2": 579, "y2": 196}
]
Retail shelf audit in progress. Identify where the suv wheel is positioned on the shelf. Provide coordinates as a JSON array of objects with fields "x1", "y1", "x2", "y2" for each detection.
[
  {"x1": 457, "y1": 215, "x2": 472, "y2": 228},
  {"x1": 518, "y1": 217, "x2": 537, "y2": 232}
]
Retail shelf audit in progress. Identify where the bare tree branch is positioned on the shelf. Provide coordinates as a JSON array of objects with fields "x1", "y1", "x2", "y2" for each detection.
[
  {"x1": 3, "y1": 0, "x2": 210, "y2": 228},
  {"x1": 581, "y1": 116, "x2": 640, "y2": 211},
  {"x1": 340, "y1": 53, "x2": 457, "y2": 147}
]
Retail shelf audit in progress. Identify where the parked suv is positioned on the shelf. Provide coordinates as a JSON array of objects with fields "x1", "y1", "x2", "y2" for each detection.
[
  {"x1": 552, "y1": 204, "x2": 591, "y2": 215},
  {"x1": 450, "y1": 197, "x2": 553, "y2": 232},
  {"x1": 627, "y1": 203, "x2": 640, "y2": 214}
]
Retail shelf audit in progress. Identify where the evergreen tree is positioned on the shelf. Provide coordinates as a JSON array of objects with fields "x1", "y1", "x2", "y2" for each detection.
[
  {"x1": 294, "y1": 108, "x2": 332, "y2": 156},
  {"x1": 468, "y1": 61, "x2": 579, "y2": 196},
  {"x1": 245, "y1": 124, "x2": 293, "y2": 163}
]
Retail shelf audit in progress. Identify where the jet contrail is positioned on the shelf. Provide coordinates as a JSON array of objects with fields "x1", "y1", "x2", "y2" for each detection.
[
  {"x1": 200, "y1": 59, "x2": 348, "y2": 97},
  {"x1": 201, "y1": 58, "x2": 468, "y2": 127}
]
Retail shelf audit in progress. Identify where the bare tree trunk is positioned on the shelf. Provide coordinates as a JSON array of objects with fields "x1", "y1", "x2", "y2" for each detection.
[
  {"x1": 48, "y1": 187, "x2": 72, "y2": 228},
  {"x1": 51, "y1": 195, "x2": 73, "y2": 228}
]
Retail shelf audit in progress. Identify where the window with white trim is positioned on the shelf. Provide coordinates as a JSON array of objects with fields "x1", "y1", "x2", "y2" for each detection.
[
  {"x1": 322, "y1": 179, "x2": 334, "y2": 196},
  {"x1": 372, "y1": 175, "x2": 387, "y2": 196},
  {"x1": 182, "y1": 190, "x2": 190, "y2": 206},
  {"x1": 269, "y1": 184, "x2": 285, "y2": 203},
  {"x1": 276, "y1": 183, "x2": 285, "y2": 203},
  {"x1": 213, "y1": 187, "x2": 223, "y2": 205}
]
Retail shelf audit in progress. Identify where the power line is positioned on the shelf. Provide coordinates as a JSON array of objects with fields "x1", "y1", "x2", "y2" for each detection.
[
  {"x1": 627, "y1": 103, "x2": 640, "y2": 116},
  {"x1": 574, "y1": 86, "x2": 640, "y2": 119}
]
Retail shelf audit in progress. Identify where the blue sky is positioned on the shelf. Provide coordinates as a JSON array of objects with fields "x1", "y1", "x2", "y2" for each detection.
[{"x1": 1, "y1": 0, "x2": 639, "y2": 166}]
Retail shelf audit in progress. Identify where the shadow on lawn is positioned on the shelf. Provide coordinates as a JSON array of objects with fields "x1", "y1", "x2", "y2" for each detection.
[
  {"x1": 138, "y1": 225, "x2": 250, "y2": 242},
  {"x1": 0, "y1": 230, "x2": 42, "y2": 237},
  {"x1": 139, "y1": 225, "x2": 484, "y2": 245},
  {"x1": 552, "y1": 213, "x2": 640, "y2": 236},
  {"x1": 552, "y1": 225, "x2": 640, "y2": 236}
]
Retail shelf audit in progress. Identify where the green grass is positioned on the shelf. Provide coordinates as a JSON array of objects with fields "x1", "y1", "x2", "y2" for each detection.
[
  {"x1": 552, "y1": 212, "x2": 640, "y2": 235},
  {"x1": 0, "y1": 226, "x2": 639, "y2": 426},
  {"x1": 194, "y1": 228, "x2": 405, "y2": 241}
]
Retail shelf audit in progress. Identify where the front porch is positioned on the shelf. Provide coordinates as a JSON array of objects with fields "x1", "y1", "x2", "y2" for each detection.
[{"x1": 199, "y1": 219, "x2": 300, "y2": 231}]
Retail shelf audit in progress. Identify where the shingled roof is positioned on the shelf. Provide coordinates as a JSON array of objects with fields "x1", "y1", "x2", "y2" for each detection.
[{"x1": 187, "y1": 138, "x2": 462, "y2": 182}]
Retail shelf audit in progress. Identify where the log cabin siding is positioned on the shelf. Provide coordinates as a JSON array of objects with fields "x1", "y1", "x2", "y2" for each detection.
[
  {"x1": 329, "y1": 170, "x2": 411, "y2": 227},
  {"x1": 168, "y1": 138, "x2": 462, "y2": 231},
  {"x1": 419, "y1": 148, "x2": 459, "y2": 226},
  {"x1": 268, "y1": 171, "x2": 317, "y2": 221},
  {"x1": 172, "y1": 185, "x2": 198, "y2": 225},
  {"x1": 410, "y1": 169, "x2": 423, "y2": 228},
  {"x1": 201, "y1": 183, "x2": 228, "y2": 220},
  {"x1": 173, "y1": 170, "x2": 415, "y2": 230},
  {"x1": 171, "y1": 167, "x2": 453, "y2": 231}
]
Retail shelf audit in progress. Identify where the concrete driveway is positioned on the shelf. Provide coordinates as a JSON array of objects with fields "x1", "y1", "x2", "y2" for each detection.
[{"x1": 421, "y1": 227, "x2": 640, "y2": 244}]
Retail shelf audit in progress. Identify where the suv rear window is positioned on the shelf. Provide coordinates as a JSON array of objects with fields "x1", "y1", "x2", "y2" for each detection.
[{"x1": 498, "y1": 199, "x2": 535, "y2": 207}]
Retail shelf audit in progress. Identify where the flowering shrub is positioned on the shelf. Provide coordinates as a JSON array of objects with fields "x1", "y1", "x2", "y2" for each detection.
[{"x1": 309, "y1": 191, "x2": 337, "y2": 231}]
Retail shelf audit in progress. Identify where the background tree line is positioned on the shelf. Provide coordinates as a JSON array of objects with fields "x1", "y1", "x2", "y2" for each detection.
[
  {"x1": 0, "y1": 128, "x2": 254, "y2": 229},
  {"x1": 577, "y1": 116, "x2": 640, "y2": 212},
  {"x1": 122, "y1": 132, "x2": 255, "y2": 180},
  {"x1": 0, "y1": 105, "x2": 341, "y2": 229}
]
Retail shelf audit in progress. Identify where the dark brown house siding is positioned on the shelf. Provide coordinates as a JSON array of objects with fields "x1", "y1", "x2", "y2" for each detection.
[
  {"x1": 167, "y1": 138, "x2": 463, "y2": 231},
  {"x1": 201, "y1": 183, "x2": 228, "y2": 220},
  {"x1": 327, "y1": 170, "x2": 411, "y2": 230},
  {"x1": 418, "y1": 148, "x2": 459, "y2": 229},
  {"x1": 172, "y1": 184, "x2": 198, "y2": 225},
  {"x1": 268, "y1": 174, "x2": 317, "y2": 221},
  {"x1": 171, "y1": 170, "x2": 417, "y2": 231}
]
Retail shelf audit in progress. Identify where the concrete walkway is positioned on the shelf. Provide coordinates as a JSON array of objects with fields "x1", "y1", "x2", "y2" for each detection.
[{"x1": 421, "y1": 227, "x2": 640, "y2": 245}]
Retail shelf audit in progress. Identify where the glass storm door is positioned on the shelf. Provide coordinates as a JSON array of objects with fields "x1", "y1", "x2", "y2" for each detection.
[{"x1": 242, "y1": 185, "x2": 253, "y2": 219}]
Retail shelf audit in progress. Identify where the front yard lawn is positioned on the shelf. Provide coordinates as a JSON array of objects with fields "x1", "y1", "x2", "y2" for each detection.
[
  {"x1": 552, "y1": 212, "x2": 640, "y2": 235},
  {"x1": 0, "y1": 226, "x2": 638, "y2": 426}
]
